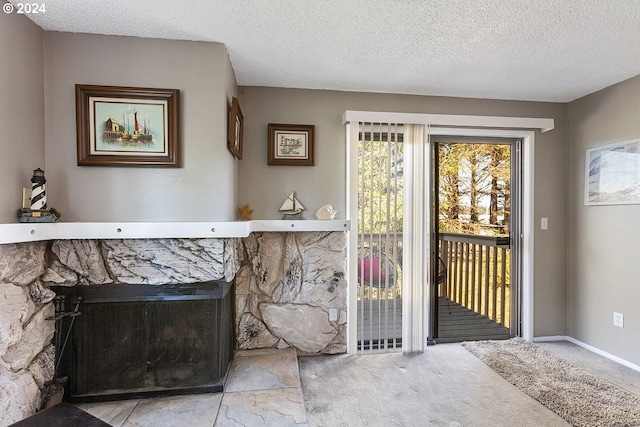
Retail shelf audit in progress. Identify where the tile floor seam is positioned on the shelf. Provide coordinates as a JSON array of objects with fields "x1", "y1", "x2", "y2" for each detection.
[
  {"x1": 119, "y1": 399, "x2": 140, "y2": 427},
  {"x1": 222, "y1": 385, "x2": 301, "y2": 394}
]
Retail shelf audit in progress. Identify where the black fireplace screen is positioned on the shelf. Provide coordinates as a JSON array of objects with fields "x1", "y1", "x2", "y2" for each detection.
[{"x1": 52, "y1": 281, "x2": 234, "y2": 402}]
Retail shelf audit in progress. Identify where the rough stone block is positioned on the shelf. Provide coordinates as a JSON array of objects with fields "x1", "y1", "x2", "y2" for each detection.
[
  {"x1": 0, "y1": 242, "x2": 47, "y2": 286},
  {"x1": 102, "y1": 238, "x2": 229, "y2": 284},
  {"x1": 41, "y1": 259, "x2": 78, "y2": 286},
  {"x1": 237, "y1": 313, "x2": 279, "y2": 350},
  {"x1": 29, "y1": 281, "x2": 55, "y2": 304},
  {"x1": 2, "y1": 304, "x2": 54, "y2": 372},
  {"x1": 254, "y1": 233, "x2": 287, "y2": 297},
  {"x1": 52, "y1": 240, "x2": 112, "y2": 285},
  {"x1": 0, "y1": 365, "x2": 40, "y2": 426},
  {"x1": 222, "y1": 239, "x2": 241, "y2": 282},
  {"x1": 234, "y1": 265, "x2": 252, "y2": 296},
  {"x1": 0, "y1": 283, "x2": 32, "y2": 359},
  {"x1": 237, "y1": 231, "x2": 347, "y2": 354},
  {"x1": 260, "y1": 303, "x2": 338, "y2": 354},
  {"x1": 27, "y1": 344, "x2": 55, "y2": 390}
]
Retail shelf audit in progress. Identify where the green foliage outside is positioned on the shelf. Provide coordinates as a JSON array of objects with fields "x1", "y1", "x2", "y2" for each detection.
[
  {"x1": 438, "y1": 142, "x2": 511, "y2": 237},
  {"x1": 358, "y1": 139, "x2": 404, "y2": 235}
]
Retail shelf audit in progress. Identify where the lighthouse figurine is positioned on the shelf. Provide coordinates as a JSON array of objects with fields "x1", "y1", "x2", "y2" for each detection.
[
  {"x1": 30, "y1": 168, "x2": 47, "y2": 210},
  {"x1": 18, "y1": 168, "x2": 60, "y2": 222}
]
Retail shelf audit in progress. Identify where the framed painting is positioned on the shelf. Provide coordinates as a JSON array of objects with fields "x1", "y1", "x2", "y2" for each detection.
[
  {"x1": 585, "y1": 138, "x2": 640, "y2": 205},
  {"x1": 76, "y1": 85, "x2": 180, "y2": 167},
  {"x1": 228, "y1": 97, "x2": 243, "y2": 159},
  {"x1": 268, "y1": 123, "x2": 315, "y2": 166}
]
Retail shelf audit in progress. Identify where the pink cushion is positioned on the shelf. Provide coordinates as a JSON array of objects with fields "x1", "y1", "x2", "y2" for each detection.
[{"x1": 358, "y1": 257, "x2": 391, "y2": 285}]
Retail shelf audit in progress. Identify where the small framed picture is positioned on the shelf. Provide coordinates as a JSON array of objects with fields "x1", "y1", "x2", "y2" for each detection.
[
  {"x1": 268, "y1": 123, "x2": 315, "y2": 166},
  {"x1": 75, "y1": 84, "x2": 179, "y2": 167},
  {"x1": 228, "y1": 97, "x2": 243, "y2": 159}
]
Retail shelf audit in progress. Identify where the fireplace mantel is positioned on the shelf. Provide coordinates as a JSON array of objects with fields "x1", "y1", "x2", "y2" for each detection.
[{"x1": 0, "y1": 220, "x2": 350, "y2": 244}]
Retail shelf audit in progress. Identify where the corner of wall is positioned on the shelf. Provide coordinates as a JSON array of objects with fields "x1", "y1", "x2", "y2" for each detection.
[{"x1": 0, "y1": 14, "x2": 45, "y2": 223}]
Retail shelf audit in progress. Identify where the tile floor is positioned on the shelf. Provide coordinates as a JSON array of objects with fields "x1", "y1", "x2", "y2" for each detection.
[{"x1": 76, "y1": 347, "x2": 308, "y2": 427}]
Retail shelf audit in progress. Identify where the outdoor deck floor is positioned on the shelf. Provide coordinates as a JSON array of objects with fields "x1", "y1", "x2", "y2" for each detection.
[
  {"x1": 357, "y1": 296, "x2": 510, "y2": 348},
  {"x1": 435, "y1": 297, "x2": 511, "y2": 343}
]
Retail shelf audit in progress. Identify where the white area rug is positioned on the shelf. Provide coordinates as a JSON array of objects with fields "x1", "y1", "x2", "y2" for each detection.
[{"x1": 462, "y1": 338, "x2": 640, "y2": 427}]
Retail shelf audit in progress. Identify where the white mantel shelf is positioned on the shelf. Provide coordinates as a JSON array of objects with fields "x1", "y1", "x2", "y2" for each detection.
[{"x1": 0, "y1": 220, "x2": 351, "y2": 244}]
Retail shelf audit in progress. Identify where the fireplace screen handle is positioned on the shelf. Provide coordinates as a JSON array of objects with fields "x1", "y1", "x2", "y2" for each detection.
[{"x1": 42, "y1": 295, "x2": 83, "y2": 407}]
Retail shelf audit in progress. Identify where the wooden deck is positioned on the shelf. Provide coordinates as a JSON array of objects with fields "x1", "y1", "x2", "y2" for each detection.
[
  {"x1": 357, "y1": 297, "x2": 510, "y2": 349},
  {"x1": 435, "y1": 297, "x2": 511, "y2": 343}
]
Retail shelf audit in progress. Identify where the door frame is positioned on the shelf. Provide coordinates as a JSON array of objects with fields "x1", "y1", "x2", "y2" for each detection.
[
  {"x1": 430, "y1": 135, "x2": 522, "y2": 341},
  {"x1": 423, "y1": 127, "x2": 535, "y2": 347},
  {"x1": 345, "y1": 111, "x2": 552, "y2": 354}
]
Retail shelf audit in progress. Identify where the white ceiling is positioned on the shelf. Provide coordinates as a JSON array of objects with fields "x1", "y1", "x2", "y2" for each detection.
[{"x1": 19, "y1": 0, "x2": 640, "y2": 102}]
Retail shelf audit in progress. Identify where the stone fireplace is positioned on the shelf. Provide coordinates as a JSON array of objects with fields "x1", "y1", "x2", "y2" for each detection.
[{"x1": 0, "y1": 229, "x2": 347, "y2": 425}]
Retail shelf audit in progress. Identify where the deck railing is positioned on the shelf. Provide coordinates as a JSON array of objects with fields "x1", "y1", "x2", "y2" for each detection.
[
  {"x1": 439, "y1": 233, "x2": 511, "y2": 327},
  {"x1": 358, "y1": 232, "x2": 511, "y2": 327}
]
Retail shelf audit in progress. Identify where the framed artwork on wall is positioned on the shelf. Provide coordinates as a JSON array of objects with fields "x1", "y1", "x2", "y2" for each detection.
[
  {"x1": 585, "y1": 138, "x2": 640, "y2": 205},
  {"x1": 228, "y1": 97, "x2": 243, "y2": 159},
  {"x1": 268, "y1": 123, "x2": 315, "y2": 166},
  {"x1": 75, "y1": 84, "x2": 180, "y2": 167}
]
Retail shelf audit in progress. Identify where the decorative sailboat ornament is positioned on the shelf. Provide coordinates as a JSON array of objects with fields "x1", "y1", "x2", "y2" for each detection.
[{"x1": 279, "y1": 191, "x2": 305, "y2": 220}]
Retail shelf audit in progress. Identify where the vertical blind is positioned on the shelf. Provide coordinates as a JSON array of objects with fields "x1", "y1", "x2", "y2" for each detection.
[{"x1": 356, "y1": 122, "x2": 404, "y2": 353}]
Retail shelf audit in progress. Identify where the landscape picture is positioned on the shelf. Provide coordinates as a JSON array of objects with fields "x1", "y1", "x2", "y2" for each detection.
[{"x1": 586, "y1": 139, "x2": 640, "y2": 205}]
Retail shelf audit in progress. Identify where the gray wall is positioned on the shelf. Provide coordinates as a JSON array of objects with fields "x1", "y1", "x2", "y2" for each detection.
[
  {"x1": 238, "y1": 87, "x2": 568, "y2": 337},
  {"x1": 0, "y1": 14, "x2": 45, "y2": 222},
  {"x1": 44, "y1": 33, "x2": 238, "y2": 221},
  {"x1": 567, "y1": 74, "x2": 640, "y2": 366}
]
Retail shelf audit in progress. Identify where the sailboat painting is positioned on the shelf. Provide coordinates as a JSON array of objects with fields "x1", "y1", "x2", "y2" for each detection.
[
  {"x1": 93, "y1": 100, "x2": 166, "y2": 153},
  {"x1": 279, "y1": 191, "x2": 305, "y2": 219},
  {"x1": 76, "y1": 85, "x2": 179, "y2": 167}
]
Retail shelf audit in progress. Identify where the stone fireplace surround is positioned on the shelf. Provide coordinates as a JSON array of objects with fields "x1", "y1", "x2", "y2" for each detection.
[{"x1": 0, "y1": 221, "x2": 348, "y2": 426}]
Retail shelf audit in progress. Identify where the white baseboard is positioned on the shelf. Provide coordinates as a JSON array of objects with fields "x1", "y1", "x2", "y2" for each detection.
[
  {"x1": 534, "y1": 335, "x2": 640, "y2": 373},
  {"x1": 532, "y1": 335, "x2": 567, "y2": 342}
]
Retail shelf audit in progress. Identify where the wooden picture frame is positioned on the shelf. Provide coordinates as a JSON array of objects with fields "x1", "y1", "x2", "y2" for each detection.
[
  {"x1": 76, "y1": 84, "x2": 180, "y2": 167},
  {"x1": 268, "y1": 123, "x2": 315, "y2": 166},
  {"x1": 228, "y1": 97, "x2": 243, "y2": 159}
]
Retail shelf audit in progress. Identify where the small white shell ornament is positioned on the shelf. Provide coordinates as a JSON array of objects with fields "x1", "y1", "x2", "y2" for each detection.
[{"x1": 315, "y1": 204, "x2": 338, "y2": 220}]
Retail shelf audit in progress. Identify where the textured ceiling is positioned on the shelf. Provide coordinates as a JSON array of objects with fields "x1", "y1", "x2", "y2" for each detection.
[{"x1": 18, "y1": 0, "x2": 640, "y2": 102}]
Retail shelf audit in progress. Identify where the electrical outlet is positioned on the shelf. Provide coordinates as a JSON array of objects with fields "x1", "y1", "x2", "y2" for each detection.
[
  {"x1": 613, "y1": 312, "x2": 624, "y2": 328},
  {"x1": 329, "y1": 308, "x2": 338, "y2": 321}
]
